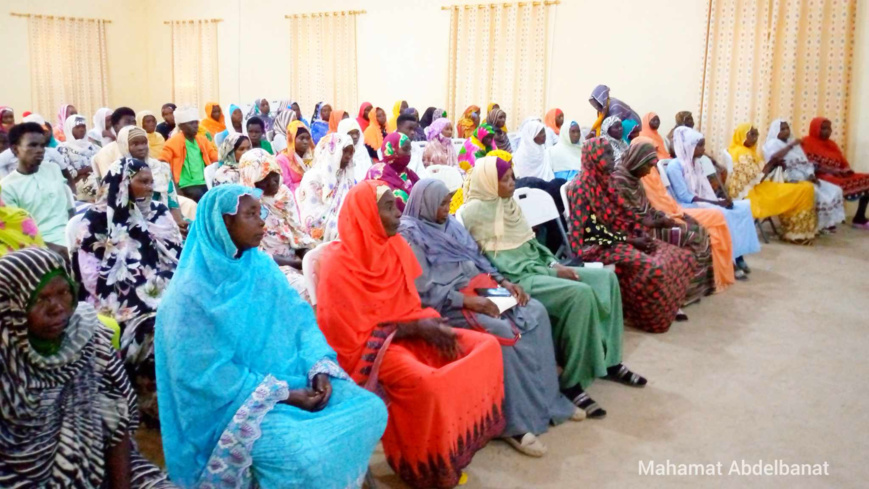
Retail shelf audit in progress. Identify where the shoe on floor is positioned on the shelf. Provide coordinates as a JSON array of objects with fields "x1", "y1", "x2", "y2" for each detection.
[
  {"x1": 504, "y1": 433, "x2": 548, "y2": 457},
  {"x1": 735, "y1": 268, "x2": 749, "y2": 281},
  {"x1": 570, "y1": 407, "x2": 587, "y2": 421}
]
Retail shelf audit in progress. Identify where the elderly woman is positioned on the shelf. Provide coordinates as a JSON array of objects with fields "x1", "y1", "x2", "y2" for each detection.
[
  {"x1": 610, "y1": 141, "x2": 717, "y2": 299},
  {"x1": 802, "y1": 117, "x2": 869, "y2": 228},
  {"x1": 0, "y1": 248, "x2": 174, "y2": 488},
  {"x1": 458, "y1": 123, "x2": 496, "y2": 171},
  {"x1": 155, "y1": 185, "x2": 387, "y2": 489},
  {"x1": 317, "y1": 181, "x2": 505, "y2": 488},
  {"x1": 213, "y1": 133, "x2": 251, "y2": 187},
  {"x1": 566, "y1": 139, "x2": 699, "y2": 332},
  {"x1": 365, "y1": 132, "x2": 419, "y2": 212},
  {"x1": 297, "y1": 133, "x2": 356, "y2": 242},
  {"x1": 665, "y1": 127, "x2": 759, "y2": 278},
  {"x1": 57, "y1": 114, "x2": 98, "y2": 201},
  {"x1": 631, "y1": 137, "x2": 736, "y2": 291},
  {"x1": 463, "y1": 156, "x2": 645, "y2": 418},
  {"x1": 238, "y1": 149, "x2": 316, "y2": 302},
  {"x1": 727, "y1": 123, "x2": 816, "y2": 244},
  {"x1": 763, "y1": 119, "x2": 845, "y2": 232},
  {"x1": 547, "y1": 119, "x2": 585, "y2": 181},
  {"x1": 600, "y1": 116, "x2": 628, "y2": 165},
  {"x1": 72, "y1": 156, "x2": 183, "y2": 423},
  {"x1": 400, "y1": 179, "x2": 581, "y2": 457},
  {"x1": 423, "y1": 117, "x2": 459, "y2": 168}
]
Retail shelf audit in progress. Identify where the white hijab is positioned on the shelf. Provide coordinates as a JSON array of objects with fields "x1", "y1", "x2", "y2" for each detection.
[
  {"x1": 87, "y1": 108, "x2": 113, "y2": 147},
  {"x1": 337, "y1": 118, "x2": 371, "y2": 182},
  {"x1": 674, "y1": 126, "x2": 717, "y2": 200},
  {"x1": 63, "y1": 115, "x2": 92, "y2": 150},
  {"x1": 547, "y1": 119, "x2": 586, "y2": 173},
  {"x1": 513, "y1": 119, "x2": 554, "y2": 181}
]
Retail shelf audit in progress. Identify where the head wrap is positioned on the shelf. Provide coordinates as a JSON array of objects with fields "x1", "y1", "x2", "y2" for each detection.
[
  {"x1": 174, "y1": 107, "x2": 199, "y2": 125},
  {"x1": 513, "y1": 120, "x2": 553, "y2": 180}
]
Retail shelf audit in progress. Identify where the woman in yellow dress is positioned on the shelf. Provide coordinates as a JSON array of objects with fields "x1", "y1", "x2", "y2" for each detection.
[{"x1": 726, "y1": 123, "x2": 816, "y2": 244}]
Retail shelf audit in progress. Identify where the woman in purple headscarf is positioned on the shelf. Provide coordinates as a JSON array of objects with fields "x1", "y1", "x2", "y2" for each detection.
[{"x1": 422, "y1": 117, "x2": 459, "y2": 168}]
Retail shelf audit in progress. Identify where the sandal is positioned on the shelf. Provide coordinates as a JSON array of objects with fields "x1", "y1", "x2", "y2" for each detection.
[
  {"x1": 504, "y1": 433, "x2": 548, "y2": 457},
  {"x1": 852, "y1": 222, "x2": 869, "y2": 231},
  {"x1": 570, "y1": 407, "x2": 587, "y2": 422},
  {"x1": 675, "y1": 309, "x2": 689, "y2": 322},
  {"x1": 606, "y1": 364, "x2": 648, "y2": 387}
]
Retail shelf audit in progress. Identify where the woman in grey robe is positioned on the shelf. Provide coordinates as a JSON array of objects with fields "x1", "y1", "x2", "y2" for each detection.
[{"x1": 398, "y1": 179, "x2": 581, "y2": 458}]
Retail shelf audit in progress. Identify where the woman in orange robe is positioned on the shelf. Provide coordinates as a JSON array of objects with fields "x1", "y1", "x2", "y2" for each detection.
[{"x1": 317, "y1": 180, "x2": 505, "y2": 489}]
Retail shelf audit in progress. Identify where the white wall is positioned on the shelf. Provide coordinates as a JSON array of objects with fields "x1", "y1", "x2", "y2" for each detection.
[{"x1": 2, "y1": 0, "x2": 866, "y2": 167}]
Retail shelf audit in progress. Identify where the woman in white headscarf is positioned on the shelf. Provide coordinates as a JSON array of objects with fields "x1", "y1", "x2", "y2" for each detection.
[
  {"x1": 547, "y1": 119, "x2": 587, "y2": 181},
  {"x1": 87, "y1": 108, "x2": 114, "y2": 148},
  {"x1": 296, "y1": 133, "x2": 357, "y2": 242},
  {"x1": 600, "y1": 116, "x2": 628, "y2": 165},
  {"x1": 58, "y1": 114, "x2": 99, "y2": 201},
  {"x1": 513, "y1": 119, "x2": 554, "y2": 181},
  {"x1": 336, "y1": 117, "x2": 371, "y2": 182},
  {"x1": 762, "y1": 119, "x2": 844, "y2": 232}
]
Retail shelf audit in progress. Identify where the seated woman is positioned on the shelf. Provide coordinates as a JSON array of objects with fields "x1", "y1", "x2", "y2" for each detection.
[
  {"x1": 238, "y1": 149, "x2": 316, "y2": 301},
  {"x1": 155, "y1": 185, "x2": 387, "y2": 489},
  {"x1": 667, "y1": 127, "x2": 760, "y2": 278},
  {"x1": 464, "y1": 156, "x2": 645, "y2": 416},
  {"x1": 631, "y1": 137, "x2": 736, "y2": 291},
  {"x1": 0, "y1": 190, "x2": 44, "y2": 256},
  {"x1": 365, "y1": 132, "x2": 419, "y2": 212},
  {"x1": 458, "y1": 123, "x2": 496, "y2": 171},
  {"x1": 137, "y1": 110, "x2": 166, "y2": 157},
  {"x1": 403, "y1": 107, "x2": 426, "y2": 142},
  {"x1": 0, "y1": 248, "x2": 174, "y2": 488},
  {"x1": 589, "y1": 84, "x2": 640, "y2": 136},
  {"x1": 400, "y1": 179, "x2": 581, "y2": 457},
  {"x1": 363, "y1": 107, "x2": 387, "y2": 159},
  {"x1": 310, "y1": 102, "x2": 332, "y2": 145},
  {"x1": 727, "y1": 123, "x2": 816, "y2": 244},
  {"x1": 72, "y1": 156, "x2": 183, "y2": 423},
  {"x1": 337, "y1": 117, "x2": 371, "y2": 182},
  {"x1": 386, "y1": 100, "x2": 407, "y2": 133},
  {"x1": 567, "y1": 139, "x2": 699, "y2": 331},
  {"x1": 213, "y1": 133, "x2": 251, "y2": 187},
  {"x1": 486, "y1": 107, "x2": 512, "y2": 153},
  {"x1": 514, "y1": 120, "x2": 555, "y2": 181},
  {"x1": 297, "y1": 133, "x2": 356, "y2": 242},
  {"x1": 802, "y1": 117, "x2": 869, "y2": 228},
  {"x1": 214, "y1": 103, "x2": 246, "y2": 146},
  {"x1": 600, "y1": 116, "x2": 628, "y2": 165},
  {"x1": 269, "y1": 108, "x2": 296, "y2": 153},
  {"x1": 326, "y1": 108, "x2": 346, "y2": 136},
  {"x1": 274, "y1": 120, "x2": 313, "y2": 193},
  {"x1": 544, "y1": 108, "x2": 563, "y2": 147},
  {"x1": 317, "y1": 181, "x2": 505, "y2": 489},
  {"x1": 547, "y1": 119, "x2": 585, "y2": 181},
  {"x1": 639, "y1": 112, "x2": 671, "y2": 160},
  {"x1": 457, "y1": 105, "x2": 481, "y2": 138},
  {"x1": 57, "y1": 114, "x2": 98, "y2": 201},
  {"x1": 666, "y1": 111, "x2": 694, "y2": 156},
  {"x1": 423, "y1": 117, "x2": 459, "y2": 168},
  {"x1": 763, "y1": 119, "x2": 844, "y2": 233},
  {"x1": 622, "y1": 119, "x2": 641, "y2": 144},
  {"x1": 611, "y1": 141, "x2": 716, "y2": 299}
]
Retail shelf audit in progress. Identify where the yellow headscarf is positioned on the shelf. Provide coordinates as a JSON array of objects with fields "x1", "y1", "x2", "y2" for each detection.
[
  {"x1": 136, "y1": 110, "x2": 165, "y2": 157},
  {"x1": 0, "y1": 187, "x2": 45, "y2": 257},
  {"x1": 386, "y1": 100, "x2": 406, "y2": 133},
  {"x1": 727, "y1": 122, "x2": 761, "y2": 165}
]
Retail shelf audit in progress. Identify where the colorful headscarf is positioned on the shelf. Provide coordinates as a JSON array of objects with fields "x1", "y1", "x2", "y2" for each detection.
[
  {"x1": 639, "y1": 112, "x2": 670, "y2": 160},
  {"x1": 590, "y1": 85, "x2": 611, "y2": 136},
  {"x1": 386, "y1": 100, "x2": 406, "y2": 133},
  {"x1": 462, "y1": 156, "x2": 535, "y2": 252},
  {"x1": 621, "y1": 119, "x2": 640, "y2": 144},
  {"x1": 0, "y1": 191, "x2": 44, "y2": 257},
  {"x1": 356, "y1": 102, "x2": 373, "y2": 131},
  {"x1": 727, "y1": 123, "x2": 761, "y2": 166},
  {"x1": 544, "y1": 108, "x2": 563, "y2": 135},
  {"x1": 297, "y1": 133, "x2": 356, "y2": 241},
  {"x1": 365, "y1": 132, "x2": 418, "y2": 211},
  {"x1": 424, "y1": 118, "x2": 459, "y2": 168},
  {"x1": 485, "y1": 108, "x2": 511, "y2": 152},
  {"x1": 486, "y1": 103, "x2": 507, "y2": 132},
  {"x1": 457, "y1": 105, "x2": 481, "y2": 138},
  {"x1": 213, "y1": 133, "x2": 249, "y2": 187},
  {"x1": 458, "y1": 122, "x2": 496, "y2": 171},
  {"x1": 601, "y1": 115, "x2": 628, "y2": 164}
]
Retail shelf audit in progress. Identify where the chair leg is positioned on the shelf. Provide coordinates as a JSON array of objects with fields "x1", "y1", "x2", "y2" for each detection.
[
  {"x1": 556, "y1": 219, "x2": 574, "y2": 260},
  {"x1": 766, "y1": 217, "x2": 779, "y2": 237},
  {"x1": 756, "y1": 219, "x2": 770, "y2": 244}
]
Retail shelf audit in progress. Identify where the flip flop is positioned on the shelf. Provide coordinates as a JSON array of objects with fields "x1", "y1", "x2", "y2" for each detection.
[{"x1": 503, "y1": 433, "x2": 548, "y2": 457}]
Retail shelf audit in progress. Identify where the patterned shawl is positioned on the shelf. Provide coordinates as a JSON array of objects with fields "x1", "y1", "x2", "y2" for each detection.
[
  {"x1": 674, "y1": 126, "x2": 717, "y2": 200},
  {"x1": 0, "y1": 248, "x2": 172, "y2": 488},
  {"x1": 457, "y1": 105, "x2": 481, "y2": 138},
  {"x1": 601, "y1": 115, "x2": 628, "y2": 164},
  {"x1": 424, "y1": 118, "x2": 459, "y2": 168},
  {"x1": 365, "y1": 132, "x2": 419, "y2": 211},
  {"x1": 458, "y1": 123, "x2": 495, "y2": 171},
  {"x1": 486, "y1": 108, "x2": 512, "y2": 153},
  {"x1": 74, "y1": 158, "x2": 182, "y2": 323},
  {"x1": 609, "y1": 141, "x2": 667, "y2": 222},
  {"x1": 762, "y1": 119, "x2": 814, "y2": 181},
  {"x1": 213, "y1": 133, "x2": 249, "y2": 187},
  {"x1": 297, "y1": 133, "x2": 356, "y2": 241}
]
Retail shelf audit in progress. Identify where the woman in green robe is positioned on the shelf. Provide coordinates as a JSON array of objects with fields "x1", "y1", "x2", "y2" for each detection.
[{"x1": 461, "y1": 156, "x2": 648, "y2": 418}]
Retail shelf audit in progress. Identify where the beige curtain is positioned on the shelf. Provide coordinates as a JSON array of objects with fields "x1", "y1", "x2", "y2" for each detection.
[
  {"x1": 446, "y1": 2, "x2": 553, "y2": 131},
  {"x1": 698, "y1": 0, "x2": 856, "y2": 157},
  {"x1": 287, "y1": 12, "x2": 360, "y2": 117},
  {"x1": 27, "y1": 16, "x2": 110, "y2": 124},
  {"x1": 170, "y1": 20, "x2": 220, "y2": 110}
]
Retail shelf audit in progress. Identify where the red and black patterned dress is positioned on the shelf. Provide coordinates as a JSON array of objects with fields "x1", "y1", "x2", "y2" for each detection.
[{"x1": 565, "y1": 138, "x2": 699, "y2": 333}]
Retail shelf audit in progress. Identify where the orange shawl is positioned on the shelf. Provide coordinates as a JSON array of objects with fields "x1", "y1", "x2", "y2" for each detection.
[
  {"x1": 544, "y1": 108, "x2": 563, "y2": 135},
  {"x1": 200, "y1": 102, "x2": 226, "y2": 136},
  {"x1": 327, "y1": 110, "x2": 346, "y2": 135},
  {"x1": 363, "y1": 108, "x2": 385, "y2": 150},
  {"x1": 640, "y1": 112, "x2": 670, "y2": 160}
]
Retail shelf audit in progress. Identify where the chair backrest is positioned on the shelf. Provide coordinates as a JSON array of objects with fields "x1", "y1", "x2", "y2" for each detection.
[
  {"x1": 301, "y1": 241, "x2": 333, "y2": 306},
  {"x1": 513, "y1": 187, "x2": 560, "y2": 228},
  {"x1": 451, "y1": 138, "x2": 465, "y2": 153},
  {"x1": 559, "y1": 183, "x2": 570, "y2": 219},
  {"x1": 720, "y1": 148, "x2": 734, "y2": 174},
  {"x1": 409, "y1": 141, "x2": 427, "y2": 179},
  {"x1": 204, "y1": 162, "x2": 219, "y2": 190}
]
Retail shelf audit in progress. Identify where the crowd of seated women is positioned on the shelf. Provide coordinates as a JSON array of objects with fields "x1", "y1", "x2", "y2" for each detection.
[{"x1": 1, "y1": 85, "x2": 867, "y2": 488}]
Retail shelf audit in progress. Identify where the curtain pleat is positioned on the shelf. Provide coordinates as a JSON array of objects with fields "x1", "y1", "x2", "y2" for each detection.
[{"x1": 170, "y1": 20, "x2": 219, "y2": 110}]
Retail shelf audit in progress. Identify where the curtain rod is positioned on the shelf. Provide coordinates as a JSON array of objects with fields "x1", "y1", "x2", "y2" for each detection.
[
  {"x1": 441, "y1": 1, "x2": 559, "y2": 10},
  {"x1": 163, "y1": 19, "x2": 224, "y2": 25},
  {"x1": 9, "y1": 12, "x2": 112, "y2": 23},
  {"x1": 285, "y1": 10, "x2": 367, "y2": 19}
]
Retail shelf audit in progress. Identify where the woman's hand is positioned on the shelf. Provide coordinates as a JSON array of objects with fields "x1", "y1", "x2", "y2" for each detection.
[
  {"x1": 312, "y1": 373, "x2": 332, "y2": 411},
  {"x1": 501, "y1": 280, "x2": 530, "y2": 306},
  {"x1": 414, "y1": 318, "x2": 460, "y2": 360},
  {"x1": 273, "y1": 254, "x2": 303, "y2": 269},
  {"x1": 553, "y1": 264, "x2": 580, "y2": 281},
  {"x1": 628, "y1": 236, "x2": 656, "y2": 254},
  {"x1": 285, "y1": 388, "x2": 327, "y2": 412},
  {"x1": 463, "y1": 296, "x2": 500, "y2": 318}
]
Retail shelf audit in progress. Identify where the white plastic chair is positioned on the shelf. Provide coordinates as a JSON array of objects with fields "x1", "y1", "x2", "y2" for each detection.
[
  {"x1": 720, "y1": 148, "x2": 734, "y2": 175},
  {"x1": 204, "y1": 163, "x2": 219, "y2": 190},
  {"x1": 409, "y1": 141, "x2": 427, "y2": 179},
  {"x1": 451, "y1": 138, "x2": 466, "y2": 153},
  {"x1": 301, "y1": 241, "x2": 333, "y2": 306},
  {"x1": 65, "y1": 213, "x2": 86, "y2": 255},
  {"x1": 559, "y1": 183, "x2": 570, "y2": 220},
  {"x1": 513, "y1": 187, "x2": 573, "y2": 259}
]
